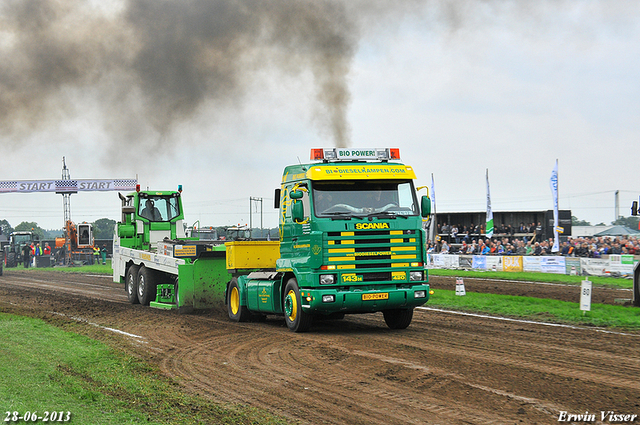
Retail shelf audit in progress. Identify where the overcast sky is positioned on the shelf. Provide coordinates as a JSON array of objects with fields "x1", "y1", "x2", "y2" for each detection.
[{"x1": 1, "y1": 0, "x2": 639, "y2": 232}]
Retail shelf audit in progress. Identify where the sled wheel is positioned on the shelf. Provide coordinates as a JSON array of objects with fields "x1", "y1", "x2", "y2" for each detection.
[
  {"x1": 126, "y1": 265, "x2": 139, "y2": 304},
  {"x1": 137, "y1": 266, "x2": 156, "y2": 306}
]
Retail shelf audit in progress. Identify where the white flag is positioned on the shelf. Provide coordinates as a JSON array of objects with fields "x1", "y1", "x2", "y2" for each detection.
[
  {"x1": 430, "y1": 173, "x2": 436, "y2": 211},
  {"x1": 550, "y1": 160, "x2": 559, "y2": 252},
  {"x1": 486, "y1": 169, "x2": 493, "y2": 238}
]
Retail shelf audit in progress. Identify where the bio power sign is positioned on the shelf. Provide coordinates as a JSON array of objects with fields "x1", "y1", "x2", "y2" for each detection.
[{"x1": 335, "y1": 149, "x2": 398, "y2": 160}]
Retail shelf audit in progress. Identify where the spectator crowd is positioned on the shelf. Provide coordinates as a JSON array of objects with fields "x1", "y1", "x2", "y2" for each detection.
[{"x1": 430, "y1": 222, "x2": 639, "y2": 257}]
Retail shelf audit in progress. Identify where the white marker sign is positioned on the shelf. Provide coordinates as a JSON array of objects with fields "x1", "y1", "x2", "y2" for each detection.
[
  {"x1": 580, "y1": 280, "x2": 592, "y2": 311},
  {"x1": 455, "y1": 277, "x2": 466, "y2": 296}
]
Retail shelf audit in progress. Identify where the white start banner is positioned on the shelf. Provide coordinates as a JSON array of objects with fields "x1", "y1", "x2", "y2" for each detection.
[{"x1": 0, "y1": 179, "x2": 137, "y2": 193}]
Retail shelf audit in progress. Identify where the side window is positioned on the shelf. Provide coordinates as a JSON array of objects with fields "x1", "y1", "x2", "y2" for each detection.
[
  {"x1": 282, "y1": 185, "x2": 293, "y2": 223},
  {"x1": 398, "y1": 182, "x2": 417, "y2": 213},
  {"x1": 301, "y1": 189, "x2": 310, "y2": 219},
  {"x1": 282, "y1": 183, "x2": 310, "y2": 224}
]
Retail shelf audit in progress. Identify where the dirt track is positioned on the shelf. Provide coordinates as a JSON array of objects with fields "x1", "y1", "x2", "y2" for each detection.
[{"x1": 1, "y1": 269, "x2": 639, "y2": 424}]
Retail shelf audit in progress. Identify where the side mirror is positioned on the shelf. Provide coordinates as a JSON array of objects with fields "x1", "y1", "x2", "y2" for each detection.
[
  {"x1": 421, "y1": 195, "x2": 431, "y2": 218},
  {"x1": 274, "y1": 188, "x2": 281, "y2": 209},
  {"x1": 292, "y1": 200, "x2": 305, "y2": 223},
  {"x1": 290, "y1": 190, "x2": 303, "y2": 200},
  {"x1": 632, "y1": 200, "x2": 638, "y2": 216}
]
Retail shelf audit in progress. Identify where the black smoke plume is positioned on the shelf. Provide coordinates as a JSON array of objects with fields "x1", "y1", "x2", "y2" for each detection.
[{"x1": 0, "y1": 0, "x2": 357, "y2": 151}]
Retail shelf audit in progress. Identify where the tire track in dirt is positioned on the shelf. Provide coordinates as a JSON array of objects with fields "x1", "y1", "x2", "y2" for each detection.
[
  {"x1": 146, "y1": 313, "x2": 564, "y2": 424},
  {"x1": 0, "y1": 271, "x2": 127, "y2": 304},
  {"x1": 407, "y1": 310, "x2": 640, "y2": 392}
]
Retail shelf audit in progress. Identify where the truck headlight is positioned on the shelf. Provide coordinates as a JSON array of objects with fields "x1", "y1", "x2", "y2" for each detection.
[
  {"x1": 320, "y1": 274, "x2": 336, "y2": 285},
  {"x1": 414, "y1": 290, "x2": 427, "y2": 298},
  {"x1": 322, "y1": 294, "x2": 335, "y2": 303},
  {"x1": 410, "y1": 271, "x2": 424, "y2": 281}
]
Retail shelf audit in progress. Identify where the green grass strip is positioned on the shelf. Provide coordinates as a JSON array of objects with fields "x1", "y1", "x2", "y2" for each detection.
[
  {"x1": 52, "y1": 261, "x2": 113, "y2": 275},
  {"x1": 429, "y1": 268, "x2": 633, "y2": 289},
  {"x1": 0, "y1": 313, "x2": 289, "y2": 425},
  {"x1": 10, "y1": 262, "x2": 115, "y2": 275},
  {"x1": 427, "y1": 289, "x2": 640, "y2": 329}
]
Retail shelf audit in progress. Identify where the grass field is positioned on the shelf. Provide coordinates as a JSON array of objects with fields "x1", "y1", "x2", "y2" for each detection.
[
  {"x1": 429, "y1": 268, "x2": 634, "y2": 289},
  {"x1": 0, "y1": 313, "x2": 289, "y2": 425},
  {"x1": 51, "y1": 261, "x2": 113, "y2": 275},
  {"x1": 43, "y1": 262, "x2": 633, "y2": 289},
  {"x1": 29, "y1": 262, "x2": 640, "y2": 329},
  {"x1": 425, "y1": 269, "x2": 640, "y2": 329},
  {"x1": 426, "y1": 290, "x2": 640, "y2": 329}
]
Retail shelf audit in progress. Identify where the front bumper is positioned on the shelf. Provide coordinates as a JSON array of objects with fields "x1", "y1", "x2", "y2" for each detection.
[{"x1": 298, "y1": 284, "x2": 430, "y2": 314}]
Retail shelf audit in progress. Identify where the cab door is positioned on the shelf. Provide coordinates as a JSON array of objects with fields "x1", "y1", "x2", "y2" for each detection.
[{"x1": 279, "y1": 182, "x2": 311, "y2": 263}]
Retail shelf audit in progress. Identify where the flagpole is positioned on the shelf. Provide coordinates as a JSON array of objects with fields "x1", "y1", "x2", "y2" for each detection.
[
  {"x1": 431, "y1": 173, "x2": 437, "y2": 243},
  {"x1": 550, "y1": 159, "x2": 560, "y2": 252},
  {"x1": 486, "y1": 169, "x2": 494, "y2": 239}
]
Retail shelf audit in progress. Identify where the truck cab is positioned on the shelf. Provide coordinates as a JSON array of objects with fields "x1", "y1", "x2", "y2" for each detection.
[
  {"x1": 228, "y1": 148, "x2": 432, "y2": 332},
  {"x1": 116, "y1": 186, "x2": 188, "y2": 251},
  {"x1": 113, "y1": 185, "x2": 229, "y2": 310}
]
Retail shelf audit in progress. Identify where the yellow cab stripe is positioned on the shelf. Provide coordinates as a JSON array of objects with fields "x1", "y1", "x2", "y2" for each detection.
[
  {"x1": 307, "y1": 165, "x2": 417, "y2": 180},
  {"x1": 328, "y1": 248, "x2": 355, "y2": 254},
  {"x1": 391, "y1": 254, "x2": 417, "y2": 260}
]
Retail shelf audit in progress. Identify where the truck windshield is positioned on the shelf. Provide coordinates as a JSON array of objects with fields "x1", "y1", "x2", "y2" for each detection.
[
  {"x1": 138, "y1": 195, "x2": 180, "y2": 222},
  {"x1": 12, "y1": 234, "x2": 32, "y2": 244},
  {"x1": 312, "y1": 180, "x2": 418, "y2": 218}
]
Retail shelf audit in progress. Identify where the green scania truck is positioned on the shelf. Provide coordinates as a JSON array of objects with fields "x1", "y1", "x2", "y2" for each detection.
[
  {"x1": 113, "y1": 148, "x2": 432, "y2": 332},
  {"x1": 228, "y1": 147, "x2": 432, "y2": 331}
]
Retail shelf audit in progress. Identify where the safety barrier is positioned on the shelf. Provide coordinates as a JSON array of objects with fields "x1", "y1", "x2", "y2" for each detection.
[{"x1": 427, "y1": 254, "x2": 639, "y2": 277}]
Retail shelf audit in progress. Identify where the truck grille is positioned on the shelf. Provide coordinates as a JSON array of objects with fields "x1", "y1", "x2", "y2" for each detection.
[{"x1": 325, "y1": 229, "x2": 420, "y2": 281}]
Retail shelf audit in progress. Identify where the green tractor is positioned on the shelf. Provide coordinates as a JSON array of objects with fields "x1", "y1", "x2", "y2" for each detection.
[{"x1": 3, "y1": 231, "x2": 39, "y2": 268}]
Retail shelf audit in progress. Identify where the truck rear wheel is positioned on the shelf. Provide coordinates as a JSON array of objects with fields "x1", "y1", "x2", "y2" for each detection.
[
  {"x1": 228, "y1": 278, "x2": 250, "y2": 322},
  {"x1": 283, "y1": 278, "x2": 312, "y2": 332},
  {"x1": 383, "y1": 308, "x2": 414, "y2": 330},
  {"x1": 126, "y1": 265, "x2": 140, "y2": 304},
  {"x1": 137, "y1": 266, "x2": 156, "y2": 306}
]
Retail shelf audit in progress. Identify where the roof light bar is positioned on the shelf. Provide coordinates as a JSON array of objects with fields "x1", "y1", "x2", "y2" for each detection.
[{"x1": 310, "y1": 148, "x2": 401, "y2": 161}]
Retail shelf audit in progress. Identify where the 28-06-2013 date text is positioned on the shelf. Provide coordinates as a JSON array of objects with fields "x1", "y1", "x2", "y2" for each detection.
[{"x1": 4, "y1": 411, "x2": 71, "y2": 423}]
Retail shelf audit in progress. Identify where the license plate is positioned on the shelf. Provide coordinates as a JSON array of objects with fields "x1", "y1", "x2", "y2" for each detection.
[{"x1": 362, "y1": 292, "x2": 389, "y2": 301}]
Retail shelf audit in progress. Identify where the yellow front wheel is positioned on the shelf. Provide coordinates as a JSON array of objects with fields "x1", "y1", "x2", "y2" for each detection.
[
  {"x1": 283, "y1": 278, "x2": 312, "y2": 332},
  {"x1": 228, "y1": 278, "x2": 250, "y2": 322}
]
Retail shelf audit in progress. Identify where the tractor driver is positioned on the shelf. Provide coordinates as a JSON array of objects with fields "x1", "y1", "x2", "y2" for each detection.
[{"x1": 141, "y1": 199, "x2": 162, "y2": 221}]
